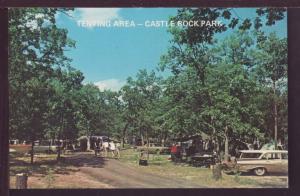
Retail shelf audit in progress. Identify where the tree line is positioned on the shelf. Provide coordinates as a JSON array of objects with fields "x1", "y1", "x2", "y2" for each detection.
[{"x1": 9, "y1": 8, "x2": 287, "y2": 163}]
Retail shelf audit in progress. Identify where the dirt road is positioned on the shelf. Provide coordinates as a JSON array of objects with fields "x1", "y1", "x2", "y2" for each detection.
[
  {"x1": 10, "y1": 152, "x2": 288, "y2": 188},
  {"x1": 62, "y1": 153, "x2": 203, "y2": 188}
]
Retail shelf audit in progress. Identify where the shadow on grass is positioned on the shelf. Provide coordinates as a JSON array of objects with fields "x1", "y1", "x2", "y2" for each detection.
[
  {"x1": 61, "y1": 153, "x2": 107, "y2": 168},
  {"x1": 243, "y1": 173, "x2": 288, "y2": 188},
  {"x1": 238, "y1": 171, "x2": 288, "y2": 177},
  {"x1": 9, "y1": 152, "x2": 107, "y2": 177}
]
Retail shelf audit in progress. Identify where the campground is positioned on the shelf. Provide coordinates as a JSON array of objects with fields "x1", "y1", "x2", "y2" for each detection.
[{"x1": 9, "y1": 149, "x2": 288, "y2": 189}]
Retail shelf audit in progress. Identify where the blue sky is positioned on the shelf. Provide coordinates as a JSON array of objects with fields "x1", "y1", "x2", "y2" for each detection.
[{"x1": 56, "y1": 8, "x2": 287, "y2": 91}]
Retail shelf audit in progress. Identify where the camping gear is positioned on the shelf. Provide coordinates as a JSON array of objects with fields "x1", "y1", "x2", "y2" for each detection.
[
  {"x1": 190, "y1": 152, "x2": 216, "y2": 167},
  {"x1": 139, "y1": 151, "x2": 148, "y2": 166}
]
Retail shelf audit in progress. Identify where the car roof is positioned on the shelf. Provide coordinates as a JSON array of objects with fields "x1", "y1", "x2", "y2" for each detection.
[{"x1": 239, "y1": 150, "x2": 288, "y2": 153}]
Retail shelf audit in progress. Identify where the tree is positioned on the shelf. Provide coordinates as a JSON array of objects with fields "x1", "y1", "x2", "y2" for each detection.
[
  {"x1": 47, "y1": 67, "x2": 84, "y2": 160},
  {"x1": 9, "y1": 8, "x2": 75, "y2": 163},
  {"x1": 254, "y1": 33, "x2": 287, "y2": 149},
  {"x1": 159, "y1": 8, "x2": 287, "y2": 159},
  {"x1": 204, "y1": 62, "x2": 264, "y2": 160},
  {"x1": 160, "y1": 8, "x2": 286, "y2": 82},
  {"x1": 120, "y1": 70, "x2": 162, "y2": 155}
]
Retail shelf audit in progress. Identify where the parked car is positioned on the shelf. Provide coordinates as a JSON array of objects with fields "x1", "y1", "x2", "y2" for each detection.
[
  {"x1": 223, "y1": 150, "x2": 288, "y2": 176},
  {"x1": 29, "y1": 140, "x2": 60, "y2": 154}
]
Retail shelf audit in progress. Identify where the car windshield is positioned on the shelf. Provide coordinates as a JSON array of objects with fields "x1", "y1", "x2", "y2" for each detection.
[{"x1": 240, "y1": 152, "x2": 262, "y2": 159}]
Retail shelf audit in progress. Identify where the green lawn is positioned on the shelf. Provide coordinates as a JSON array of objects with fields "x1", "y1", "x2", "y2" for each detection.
[
  {"x1": 119, "y1": 148, "x2": 287, "y2": 188},
  {"x1": 9, "y1": 149, "x2": 288, "y2": 188}
]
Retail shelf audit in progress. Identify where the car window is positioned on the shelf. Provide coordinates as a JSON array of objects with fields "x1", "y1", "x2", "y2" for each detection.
[
  {"x1": 241, "y1": 153, "x2": 262, "y2": 158},
  {"x1": 262, "y1": 153, "x2": 281, "y2": 160}
]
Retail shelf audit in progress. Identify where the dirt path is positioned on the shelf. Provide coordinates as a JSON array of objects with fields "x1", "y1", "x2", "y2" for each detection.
[
  {"x1": 63, "y1": 153, "x2": 203, "y2": 188},
  {"x1": 10, "y1": 152, "x2": 288, "y2": 188}
]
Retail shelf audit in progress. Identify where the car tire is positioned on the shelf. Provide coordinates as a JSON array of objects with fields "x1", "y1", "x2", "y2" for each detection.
[
  {"x1": 254, "y1": 167, "x2": 266, "y2": 176},
  {"x1": 223, "y1": 169, "x2": 234, "y2": 175}
]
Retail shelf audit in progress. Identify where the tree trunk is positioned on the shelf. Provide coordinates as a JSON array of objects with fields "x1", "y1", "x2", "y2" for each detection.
[
  {"x1": 87, "y1": 122, "x2": 91, "y2": 151},
  {"x1": 87, "y1": 136, "x2": 91, "y2": 151},
  {"x1": 211, "y1": 116, "x2": 218, "y2": 153},
  {"x1": 212, "y1": 164, "x2": 222, "y2": 181},
  {"x1": 57, "y1": 139, "x2": 61, "y2": 161},
  {"x1": 224, "y1": 126, "x2": 229, "y2": 162},
  {"x1": 141, "y1": 131, "x2": 144, "y2": 146},
  {"x1": 164, "y1": 134, "x2": 168, "y2": 146},
  {"x1": 122, "y1": 123, "x2": 129, "y2": 148},
  {"x1": 48, "y1": 140, "x2": 51, "y2": 154},
  {"x1": 216, "y1": 138, "x2": 220, "y2": 154},
  {"x1": 57, "y1": 112, "x2": 63, "y2": 161},
  {"x1": 273, "y1": 81, "x2": 278, "y2": 150},
  {"x1": 146, "y1": 130, "x2": 149, "y2": 161},
  {"x1": 16, "y1": 173, "x2": 28, "y2": 189},
  {"x1": 30, "y1": 140, "x2": 34, "y2": 164}
]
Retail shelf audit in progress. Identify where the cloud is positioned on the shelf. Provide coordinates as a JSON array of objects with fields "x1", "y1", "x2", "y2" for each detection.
[
  {"x1": 75, "y1": 8, "x2": 121, "y2": 28},
  {"x1": 94, "y1": 79, "x2": 125, "y2": 92}
]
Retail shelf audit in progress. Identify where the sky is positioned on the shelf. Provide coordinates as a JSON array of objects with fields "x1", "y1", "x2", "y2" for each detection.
[{"x1": 56, "y1": 8, "x2": 287, "y2": 91}]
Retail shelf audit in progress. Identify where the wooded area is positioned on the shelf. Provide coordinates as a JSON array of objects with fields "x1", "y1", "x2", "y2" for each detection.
[{"x1": 9, "y1": 8, "x2": 287, "y2": 164}]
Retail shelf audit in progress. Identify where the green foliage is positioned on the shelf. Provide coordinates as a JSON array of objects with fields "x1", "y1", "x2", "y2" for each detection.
[
  {"x1": 234, "y1": 171, "x2": 241, "y2": 182},
  {"x1": 253, "y1": 33, "x2": 288, "y2": 144},
  {"x1": 159, "y1": 8, "x2": 287, "y2": 156},
  {"x1": 120, "y1": 69, "x2": 163, "y2": 143},
  {"x1": 9, "y1": 8, "x2": 287, "y2": 160},
  {"x1": 9, "y1": 8, "x2": 75, "y2": 142}
]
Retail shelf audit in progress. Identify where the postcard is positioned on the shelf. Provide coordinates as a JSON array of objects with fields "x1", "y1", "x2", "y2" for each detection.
[{"x1": 8, "y1": 7, "x2": 288, "y2": 189}]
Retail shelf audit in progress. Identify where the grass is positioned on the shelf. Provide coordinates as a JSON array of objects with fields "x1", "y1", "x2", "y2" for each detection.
[
  {"x1": 9, "y1": 149, "x2": 288, "y2": 188},
  {"x1": 120, "y1": 148, "x2": 170, "y2": 165},
  {"x1": 45, "y1": 168, "x2": 55, "y2": 188},
  {"x1": 119, "y1": 149, "x2": 277, "y2": 188},
  {"x1": 9, "y1": 152, "x2": 80, "y2": 188}
]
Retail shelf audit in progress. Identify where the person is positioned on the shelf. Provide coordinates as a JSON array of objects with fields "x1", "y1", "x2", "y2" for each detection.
[
  {"x1": 171, "y1": 143, "x2": 181, "y2": 162},
  {"x1": 94, "y1": 138, "x2": 101, "y2": 157},
  {"x1": 109, "y1": 141, "x2": 119, "y2": 158},
  {"x1": 171, "y1": 143, "x2": 177, "y2": 162},
  {"x1": 115, "y1": 142, "x2": 121, "y2": 159},
  {"x1": 102, "y1": 140, "x2": 109, "y2": 157}
]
